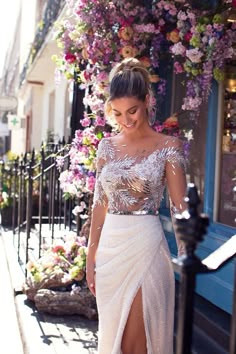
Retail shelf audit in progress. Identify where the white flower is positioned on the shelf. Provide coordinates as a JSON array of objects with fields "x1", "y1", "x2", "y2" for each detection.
[{"x1": 2, "y1": 192, "x2": 9, "y2": 201}]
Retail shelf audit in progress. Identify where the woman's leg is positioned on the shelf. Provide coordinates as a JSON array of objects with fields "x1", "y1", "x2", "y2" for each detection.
[{"x1": 121, "y1": 287, "x2": 147, "y2": 354}]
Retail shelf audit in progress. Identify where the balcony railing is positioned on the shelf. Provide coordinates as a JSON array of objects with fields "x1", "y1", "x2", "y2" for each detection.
[{"x1": 19, "y1": 0, "x2": 66, "y2": 87}]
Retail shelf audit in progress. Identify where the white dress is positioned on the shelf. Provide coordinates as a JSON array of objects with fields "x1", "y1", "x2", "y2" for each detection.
[{"x1": 92, "y1": 137, "x2": 186, "y2": 354}]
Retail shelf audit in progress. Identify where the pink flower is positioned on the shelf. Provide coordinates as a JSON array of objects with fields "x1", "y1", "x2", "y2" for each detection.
[
  {"x1": 95, "y1": 116, "x2": 106, "y2": 126},
  {"x1": 81, "y1": 117, "x2": 91, "y2": 127},
  {"x1": 97, "y1": 71, "x2": 109, "y2": 83},
  {"x1": 182, "y1": 97, "x2": 202, "y2": 111},
  {"x1": 86, "y1": 175, "x2": 96, "y2": 192},
  {"x1": 186, "y1": 48, "x2": 203, "y2": 63},
  {"x1": 174, "y1": 62, "x2": 184, "y2": 74},
  {"x1": 177, "y1": 10, "x2": 187, "y2": 21},
  {"x1": 171, "y1": 42, "x2": 186, "y2": 56}
]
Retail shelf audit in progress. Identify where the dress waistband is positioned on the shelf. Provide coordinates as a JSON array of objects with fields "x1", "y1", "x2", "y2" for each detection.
[{"x1": 107, "y1": 209, "x2": 159, "y2": 216}]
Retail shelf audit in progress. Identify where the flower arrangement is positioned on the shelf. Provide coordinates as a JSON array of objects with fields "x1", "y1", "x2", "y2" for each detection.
[
  {"x1": 23, "y1": 234, "x2": 98, "y2": 318},
  {"x1": 52, "y1": 0, "x2": 236, "y2": 204},
  {"x1": 53, "y1": 0, "x2": 236, "y2": 116},
  {"x1": 0, "y1": 154, "x2": 16, "y2": 210},
  {"x1": 57, "y1": 126, "x2": 114, "y2": 213},
  {"x1": 25, "y1": 234, "x2": 88, "y2": 295},
  {"x1": 153, "y1": 114, "x2": 180, "y2": 137}
]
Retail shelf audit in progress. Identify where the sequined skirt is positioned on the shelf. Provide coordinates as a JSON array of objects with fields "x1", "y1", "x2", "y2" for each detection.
[{"x1": 95, "y1": 214, "x2": 175, "y2": 354}]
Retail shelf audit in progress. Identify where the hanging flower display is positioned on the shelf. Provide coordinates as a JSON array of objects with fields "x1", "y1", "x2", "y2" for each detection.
[
  {"x1": 52, "y1": 0, "x2": 236, "y2": 201},
  {"x1": 53, "y1": 0, "x2": 236, "y2": 115}
]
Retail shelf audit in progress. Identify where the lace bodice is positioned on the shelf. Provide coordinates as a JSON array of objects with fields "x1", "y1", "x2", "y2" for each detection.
[{"x1": 93, "y1": 137, "x2": 186, "y2": 215}]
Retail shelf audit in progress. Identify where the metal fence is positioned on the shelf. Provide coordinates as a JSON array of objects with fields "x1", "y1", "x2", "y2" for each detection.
[{"x1": 0, "y1": 138, "x2": 82, "y2": 276}]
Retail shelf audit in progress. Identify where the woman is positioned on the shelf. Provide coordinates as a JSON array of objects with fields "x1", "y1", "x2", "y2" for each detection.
[{"x1": 86, "y1": 58, "x2": 187, "y2": 354}]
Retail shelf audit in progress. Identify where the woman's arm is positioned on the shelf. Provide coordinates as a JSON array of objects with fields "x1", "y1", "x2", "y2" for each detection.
[
  {"x1": 165, "y1": 138, "x2": 187, "y2": 256},
  {"x1": 86, "y1": 203, "x2": 107, "y2": 296},
  {"x1": 86, "y1": 139, "x2": 108, "y2": 296}
]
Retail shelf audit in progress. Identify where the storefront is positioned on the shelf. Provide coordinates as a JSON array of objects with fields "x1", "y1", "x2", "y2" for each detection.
[
  {"x1": 52, "y1": 0, "x2": 236, "y2": 315},
  {"x1": 159, "y1": 62, "x2": 236, "y2": 314}
]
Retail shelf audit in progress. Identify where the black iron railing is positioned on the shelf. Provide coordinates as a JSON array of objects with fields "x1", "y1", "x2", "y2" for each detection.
[
  {"x1": 19, "y1": 0, "x2": 66, "y2": 87},
  {"x1": 173, "y1": 184, "x2": 236, "y2": 354},
  {"x1": 0, "y1": 138, "x2": 84, "y2": 276}
]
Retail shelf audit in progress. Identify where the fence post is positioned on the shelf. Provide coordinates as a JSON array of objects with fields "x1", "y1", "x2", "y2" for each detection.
[
  {"x1": 173, "y1": 183, "x2": 209, "y2": 354},
  {"x1": 25, "y1": 149, "x2": 34, "y2": 277},
  {"x1": 38, "y1": 145, "x2": 45, "y2": 258},
  {"x1": 51, "y1": 144, "x2": 58, "y2": 241},
  {"x1": 12, "y1": 158, "x2": 18, "y2": 235},
  {"x1": 17, "y1": 157, "x2": 24, "y2": 263}
]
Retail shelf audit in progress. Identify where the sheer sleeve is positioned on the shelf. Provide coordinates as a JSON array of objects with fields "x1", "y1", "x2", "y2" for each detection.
[
  {"x1": 165, "y1": 138, "x2": 187, "y2": 256},
  {"x1": 92, "y1": 139, "x2": 108, "y2": 209}
]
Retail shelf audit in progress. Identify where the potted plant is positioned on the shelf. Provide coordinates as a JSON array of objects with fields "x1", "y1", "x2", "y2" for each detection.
[{"x1": 22, "y1": 233, "x2": 97, "y2": 319}]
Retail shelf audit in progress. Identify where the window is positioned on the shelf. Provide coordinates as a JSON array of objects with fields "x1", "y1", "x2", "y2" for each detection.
[{"x1": 216, "y1": 63, "x2": 236, "y2": 227}]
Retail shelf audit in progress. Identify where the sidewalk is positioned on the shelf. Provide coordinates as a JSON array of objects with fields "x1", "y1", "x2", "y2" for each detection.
[
  {"x1": 0, "y1": 227, "x2": 98, "y2": 354},
  {"x1": 1, "y1": 226, "x2": 229, "y2": 354},
  {"x1": 0, "y1": 230, "x2": 24, "y2": 354}
]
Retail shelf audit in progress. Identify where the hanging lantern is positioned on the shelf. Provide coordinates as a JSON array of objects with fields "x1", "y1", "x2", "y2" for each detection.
[{"x1": 188, "y1": 0, "x2": 222, "y2": 11}]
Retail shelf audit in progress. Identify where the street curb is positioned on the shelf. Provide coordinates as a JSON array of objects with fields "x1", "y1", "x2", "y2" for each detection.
[
  {"x1": 0, "y1": 227, "x2": 25, "y2": 354},
  {"x1": 0, "y1": 228, "x2": 25, "y2": 293}
]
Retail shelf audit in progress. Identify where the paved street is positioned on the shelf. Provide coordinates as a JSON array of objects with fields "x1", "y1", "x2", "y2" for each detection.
[{"x1": 0, "y1": 228, "x2": 98, "y2": 354}]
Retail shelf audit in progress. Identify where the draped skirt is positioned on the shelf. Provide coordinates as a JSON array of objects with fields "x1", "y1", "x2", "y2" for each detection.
[{"x1": 95, "y1": 214, "x2": 175, "y2": 354}]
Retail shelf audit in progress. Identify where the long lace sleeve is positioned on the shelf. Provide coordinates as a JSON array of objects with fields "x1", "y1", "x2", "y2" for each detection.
[
  {"x1": 92, "y1": 139, "x2": 108, "y2": 209},
  {"x1": 165, "y1": 138, "x2": 187, "y2": 256}
]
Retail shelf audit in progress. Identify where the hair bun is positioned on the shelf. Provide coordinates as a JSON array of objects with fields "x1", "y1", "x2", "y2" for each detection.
[{"x1": 109, "y1": 57, "x2": 148, "y2": 83}]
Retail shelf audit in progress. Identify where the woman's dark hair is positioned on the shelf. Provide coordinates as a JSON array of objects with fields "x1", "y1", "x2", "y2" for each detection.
[
  {"x1": 105, "y1": 58, "x2": 153, "y2": 127},
  {"x1": 108, "y1": 57, "x2": 150, "y2": 102}
]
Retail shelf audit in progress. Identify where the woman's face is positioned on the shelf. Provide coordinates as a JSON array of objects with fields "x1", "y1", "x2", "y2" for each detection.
[{"x1": 110, "y1": 96, "x2": 148, "y2": 132}]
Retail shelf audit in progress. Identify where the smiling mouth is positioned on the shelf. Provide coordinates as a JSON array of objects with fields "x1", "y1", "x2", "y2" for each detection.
[{"x1": 123, "y1": 122, "x2": 136, "y2": 128}]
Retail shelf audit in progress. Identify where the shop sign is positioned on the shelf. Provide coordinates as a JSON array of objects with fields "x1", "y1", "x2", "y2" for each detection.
[{"x1": 7, "y1": 114, "x2": 21, "y2": 130}]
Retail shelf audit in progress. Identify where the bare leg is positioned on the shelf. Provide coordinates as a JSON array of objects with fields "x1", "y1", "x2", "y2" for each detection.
[{"x1": 121, "y1": 287, "x2": 147, "y2": 354}]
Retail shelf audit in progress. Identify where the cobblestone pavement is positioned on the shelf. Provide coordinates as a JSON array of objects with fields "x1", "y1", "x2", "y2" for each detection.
[{"x1": 1, "y1": 228, "x2": 98, "y2": 354}]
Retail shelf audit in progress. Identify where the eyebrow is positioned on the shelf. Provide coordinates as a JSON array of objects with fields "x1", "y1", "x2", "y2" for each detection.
[{"x1": 112, "y1": 105, "x2": 138, "y2": 113}]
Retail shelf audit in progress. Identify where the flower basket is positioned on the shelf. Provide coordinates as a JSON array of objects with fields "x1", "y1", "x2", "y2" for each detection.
[
  {"x1": 34, "y1": 288, "x2": 97, "y2": 320},
  {"x1": 22, "y1": 272, "x2": 74, "y2": 301},
  {"x1": 22, "y1": 234, "x2": 97, "y2": 319}
]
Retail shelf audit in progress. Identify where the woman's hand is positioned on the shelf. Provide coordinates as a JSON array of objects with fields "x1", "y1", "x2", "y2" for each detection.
[{"x1": 86, "y1": 263, "x2": 96, "y2": 297}]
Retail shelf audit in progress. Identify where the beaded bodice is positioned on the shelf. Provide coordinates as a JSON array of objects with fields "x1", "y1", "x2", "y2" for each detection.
[{"x1": 93, "y1": 137, "x2": 186, "y2": 214}]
